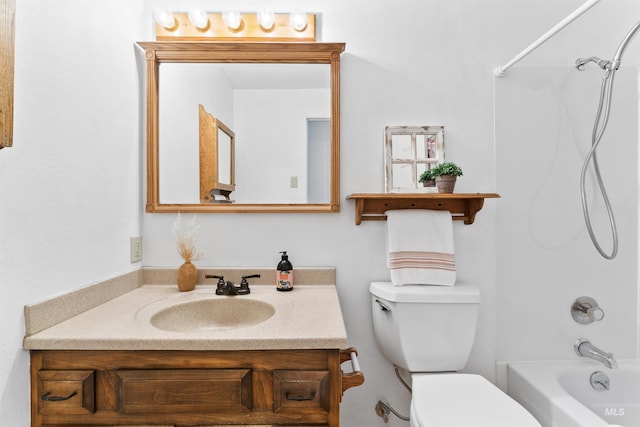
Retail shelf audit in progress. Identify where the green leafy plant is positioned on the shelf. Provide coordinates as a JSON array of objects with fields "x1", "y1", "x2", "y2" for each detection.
[
  {"x1": 431, "y1": 162, "x2": 463, "y2": 177},
  {"x1": 418, "y1": 168, "x2": 437, "y2": 183}
]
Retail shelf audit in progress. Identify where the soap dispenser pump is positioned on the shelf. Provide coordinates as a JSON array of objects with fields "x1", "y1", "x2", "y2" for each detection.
[{"x1": 276, "y1": 251, "x2": 294, "y2": 292}]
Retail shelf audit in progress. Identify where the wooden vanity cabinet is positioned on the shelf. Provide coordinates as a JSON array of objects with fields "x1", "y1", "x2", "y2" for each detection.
[{"x1": 30, "y1": 349, "x2": 363, "y2": 427}]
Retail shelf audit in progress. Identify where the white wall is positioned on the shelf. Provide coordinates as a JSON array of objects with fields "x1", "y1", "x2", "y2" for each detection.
[{"x1": 2, "y1": 1, "x2": 640, "y2": 426}]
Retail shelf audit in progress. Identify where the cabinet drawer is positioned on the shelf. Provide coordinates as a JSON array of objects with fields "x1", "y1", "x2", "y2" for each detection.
[
  {"x1": 36, "y1": 370, "x2": 95, "y2": 415},
  {"x1": 273, "y1": 370, "x2": 329, "y2": 414},
  {"x1": 115, "y1": 369, "x2": 252, "y2": 414}
]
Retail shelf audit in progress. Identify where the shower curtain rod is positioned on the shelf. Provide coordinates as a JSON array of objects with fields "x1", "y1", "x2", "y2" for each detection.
[{"x1": 494, "y1": 0, "x2": 604, "y2": 77}]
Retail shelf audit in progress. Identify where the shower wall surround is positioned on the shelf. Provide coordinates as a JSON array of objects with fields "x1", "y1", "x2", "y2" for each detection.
[{"x1": 495, "y1": 66, "x2": 639, "y2": 363}]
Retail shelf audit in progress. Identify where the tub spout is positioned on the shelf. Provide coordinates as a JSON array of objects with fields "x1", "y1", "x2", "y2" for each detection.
[{"x1": 574, "y1": 338, "x2": 618, "y2": 369}]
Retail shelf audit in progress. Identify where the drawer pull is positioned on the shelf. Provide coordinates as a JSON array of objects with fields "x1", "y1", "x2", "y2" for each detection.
[
  {"x1": 286, "y1": 391, "x2": 316, "y2": 401},
  {"x1": 41, "y1": 391, "x2": 77, "y2": 402}
]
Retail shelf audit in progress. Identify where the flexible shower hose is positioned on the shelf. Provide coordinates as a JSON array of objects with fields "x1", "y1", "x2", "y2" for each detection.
[
  {"x1": 578, "y1": 19, "x2": 640, "y2": 260},
  {"x1": 579, "y1": 67, "x2": 618, "y2": 259}
]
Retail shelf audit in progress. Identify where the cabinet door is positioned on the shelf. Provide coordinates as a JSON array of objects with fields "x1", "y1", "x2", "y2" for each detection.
[{"x1": 115, "y1": 369, "x2": 252, "y2": 414}]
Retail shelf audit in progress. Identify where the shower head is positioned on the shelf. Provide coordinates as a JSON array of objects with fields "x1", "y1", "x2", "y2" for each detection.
[
  {"x1": 575, "y1": 56, "x2": 611, "y2": 71},
  {"x1": 576, "y1": 19, "x2": 640, "y2": 72},
  {"x1": 611, "y1": 19, "x2": 640, "y2": 70}
]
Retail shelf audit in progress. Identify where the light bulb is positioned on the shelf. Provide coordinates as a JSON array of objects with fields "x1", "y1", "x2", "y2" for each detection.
[
  {"x1": 188, "y1": 9, "x2": 209, "y2": 30},
  {"x1": 222, "y1": 11, "x2": 242, "y2": 30},
  {"x1": 290, "y1": 10, "x2": 307, "y2": 32},
  {"x1": 257, "y1": 9, "x2": 275, "y2": 30},
  {"x1": 154, "y1": 10, "x2": 175, "y2": 29}
]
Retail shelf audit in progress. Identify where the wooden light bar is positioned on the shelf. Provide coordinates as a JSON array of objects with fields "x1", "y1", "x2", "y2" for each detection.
[{"x1": 156, "y1": 12, "x2": 316, "y2": 42}]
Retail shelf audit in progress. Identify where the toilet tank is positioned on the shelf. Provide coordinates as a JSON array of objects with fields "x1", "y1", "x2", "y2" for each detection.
[{"x1": 370, "y1": 281, "x2": 480, "y2": 372}]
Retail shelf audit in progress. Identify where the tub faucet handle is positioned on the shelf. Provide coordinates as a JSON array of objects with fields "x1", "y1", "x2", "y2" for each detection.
[{"x1": 571, "y1": 296, "x2": 604, "y2": 324}]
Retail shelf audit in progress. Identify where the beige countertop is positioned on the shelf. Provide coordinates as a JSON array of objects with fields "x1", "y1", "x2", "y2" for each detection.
[{"x1": 24, "y1": 280, "x2": 348, "y2": 351}]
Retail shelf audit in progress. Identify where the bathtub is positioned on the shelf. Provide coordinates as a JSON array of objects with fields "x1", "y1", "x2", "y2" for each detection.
[{"x1": 506, "y1": 359, "x2": 639, "y2": 427}]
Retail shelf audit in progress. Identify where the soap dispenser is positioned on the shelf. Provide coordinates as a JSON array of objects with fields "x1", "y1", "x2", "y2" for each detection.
[{"x1": 276, "y1": 251, "x2": 294, "y2": 291}]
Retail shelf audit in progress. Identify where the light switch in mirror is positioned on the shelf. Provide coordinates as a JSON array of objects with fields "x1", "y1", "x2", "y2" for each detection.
[{"x1": 384, "y1": 126, "x2": 445, "y2": 192}]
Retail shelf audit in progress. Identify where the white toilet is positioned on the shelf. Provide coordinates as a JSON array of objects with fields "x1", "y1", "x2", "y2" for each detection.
[{"x1": 370, "y1": 281, "x2": 541, "y2": 427}]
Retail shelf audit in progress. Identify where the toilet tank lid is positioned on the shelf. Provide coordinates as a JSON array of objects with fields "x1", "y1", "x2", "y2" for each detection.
[{"x1": 369, "y1": 281, "x2": 480, "y2": 303}]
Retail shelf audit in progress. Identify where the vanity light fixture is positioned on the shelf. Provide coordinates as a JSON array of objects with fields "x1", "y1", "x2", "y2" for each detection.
[
  {"x1": 154, "y1": 11, "x2": 316, "y2": 42},
  {"x1": 222, "y1": 11, "x2": 242, "y2": 30},
  {"x1": 188, "y1": 9, "x2": 209, "y2": 30},
  {"x1": 154, "y1": 10, "x2": 176, "y2": 30},
  {"x1": 290, "y1": 10, "x2": 308, "y2": 32},
  {"x1": 257, "y1": 9, "x2": 276, "y2": 30}
]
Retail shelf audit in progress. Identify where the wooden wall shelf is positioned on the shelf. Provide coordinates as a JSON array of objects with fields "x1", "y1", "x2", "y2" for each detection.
[{"x1": 346, "y1": 193, "x2": 500, "y2": 225}]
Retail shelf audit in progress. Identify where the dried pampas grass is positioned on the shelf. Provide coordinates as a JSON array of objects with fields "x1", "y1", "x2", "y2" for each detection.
[{"x1": 172, "y1": 213, "x2": 204, "y2": 263}]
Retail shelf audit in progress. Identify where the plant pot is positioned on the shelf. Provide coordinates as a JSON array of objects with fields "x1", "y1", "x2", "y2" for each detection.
[
  {"x1": 435, "y1": 175, "x2": 457, "y2": 193},
  {"x1": 177, "y1": 261, "x2": 197, "y2": 292},
  {"x1": 422, "y1": 179, "x2": 436, "y2": 188}
]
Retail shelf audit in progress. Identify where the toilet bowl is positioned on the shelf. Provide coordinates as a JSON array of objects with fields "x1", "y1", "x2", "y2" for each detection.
[{"x1": 370, "y1": 282, "x2": 541, "y2": 427}]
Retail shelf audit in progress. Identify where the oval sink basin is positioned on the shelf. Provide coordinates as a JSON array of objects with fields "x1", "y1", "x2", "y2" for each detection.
[{"x1": 151, "y1": 298, "x2": 276, "y2": 332}]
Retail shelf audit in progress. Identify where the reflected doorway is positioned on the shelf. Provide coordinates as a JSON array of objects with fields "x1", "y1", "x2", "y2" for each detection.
[{"x1": 307, "y1": 118, "x2": 330, "y2": 203}]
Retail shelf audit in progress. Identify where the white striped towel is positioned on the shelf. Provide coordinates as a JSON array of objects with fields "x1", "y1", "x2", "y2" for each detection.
[{"x1": 386, "y1": 209, "x2": 456, "y2": 286}]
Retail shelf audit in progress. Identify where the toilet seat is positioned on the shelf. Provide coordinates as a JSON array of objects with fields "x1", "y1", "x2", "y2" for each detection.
[{"x1": 410, "y1": 374, "x2": 541, "y2": 427}]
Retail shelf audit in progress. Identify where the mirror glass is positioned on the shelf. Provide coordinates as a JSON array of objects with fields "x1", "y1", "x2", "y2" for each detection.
[
  {"x1": 138, "y1": 42, "x2": 344, "y2": 213},
  {"x1": 160, "y1": 62, "x2": 329, "y2": 204},
  {"x1": 384, "y1": 126, "x2": 445, "y2": 192},
  {"x1": 217, "y1": 127, "x2": 232, "y2": 186}
]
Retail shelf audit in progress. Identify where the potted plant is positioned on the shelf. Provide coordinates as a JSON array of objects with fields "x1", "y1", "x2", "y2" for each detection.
[
  {"x1": 431, "y1": 162, "x2": 463, "y2": 193},
  {"x1": 418, "y1": 168, "x2": 437, "y2": 187}
]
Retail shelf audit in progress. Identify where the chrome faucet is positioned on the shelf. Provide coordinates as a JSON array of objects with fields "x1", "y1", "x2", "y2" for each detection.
[{"x1": 574, "y1": 338, "x2": 618, "y2": 369}]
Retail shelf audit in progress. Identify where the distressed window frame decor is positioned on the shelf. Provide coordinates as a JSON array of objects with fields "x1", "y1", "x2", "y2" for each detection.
[{"x1": 384, "y1": 126, "x2": 445, "y2": 192}]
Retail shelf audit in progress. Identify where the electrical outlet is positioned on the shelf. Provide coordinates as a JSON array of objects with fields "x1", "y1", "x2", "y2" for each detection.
[
  {"x1": 130, "y1": 236, "x2": 142, "y2": 263},
  {"x1": 290, "y1": 176, "x2": 298, "y2": 188}
]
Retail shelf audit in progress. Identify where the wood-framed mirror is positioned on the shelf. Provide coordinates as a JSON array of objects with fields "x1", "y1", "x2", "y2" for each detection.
[{"x1": 136, "y1": 42, "x2": 345, "y2": 213}]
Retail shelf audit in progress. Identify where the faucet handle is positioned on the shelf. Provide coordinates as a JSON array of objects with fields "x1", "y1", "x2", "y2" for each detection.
[
  {"x1": 590, "y1": 306, "x2": 605, "y2": 321},
  {"x1": 571, "y1": 296, "x2": 604, "y2": 324},
  {"x1": 205, "y1": 274, "x2": 226, "y2": 287},
  {"x1": 240, "y1": 274, "x2": 261, "y2": 289},
  {"x1": 241, "y1": 274, "x2": 261, "y2": 283}
]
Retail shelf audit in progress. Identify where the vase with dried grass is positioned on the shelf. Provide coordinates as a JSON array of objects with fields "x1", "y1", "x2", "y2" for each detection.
[{"x1": 172, "y1": 213, "x2": 203, "y2": 292}]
